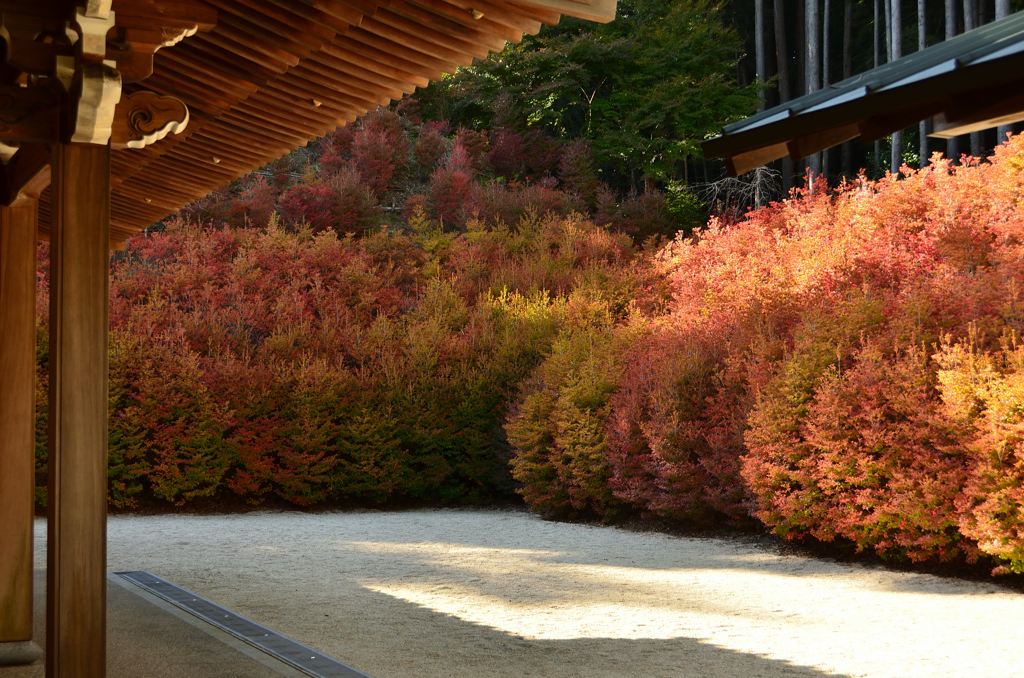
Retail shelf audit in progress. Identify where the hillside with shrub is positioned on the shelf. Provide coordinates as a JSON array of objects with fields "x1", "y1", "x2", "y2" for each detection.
[{"x1": 30, "y1": 112, "x2": 1024, "y2": 575}]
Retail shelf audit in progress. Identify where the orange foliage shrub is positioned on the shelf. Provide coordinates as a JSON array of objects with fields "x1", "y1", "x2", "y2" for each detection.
[{"x1": 507, "y1": 136, "x2": 1024, "y2": 572}]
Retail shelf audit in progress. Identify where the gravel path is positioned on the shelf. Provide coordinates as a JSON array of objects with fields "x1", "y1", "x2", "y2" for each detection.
[{"x1": 34, "y1": 508, "x2": 1022, "y2": 678}]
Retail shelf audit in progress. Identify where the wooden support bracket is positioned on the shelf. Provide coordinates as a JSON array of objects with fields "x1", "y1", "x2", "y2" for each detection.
[
  {"x1": 69, "y1": 61, "x2": 121, "y2": 145},
  {"x1": 72, "y1": 7, "x2": 117, "y2": 62},
  {"x1": 111, "y1": 90, "x2": 188, "y2": 149}
]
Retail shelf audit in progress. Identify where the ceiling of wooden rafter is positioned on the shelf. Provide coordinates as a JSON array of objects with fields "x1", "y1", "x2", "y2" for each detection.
[{"x1": 29, "y1": 0, "x2": 616, "y2": 244}]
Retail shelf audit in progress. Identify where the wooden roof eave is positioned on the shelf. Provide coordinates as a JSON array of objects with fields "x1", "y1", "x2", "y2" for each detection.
[
  {"x1": 702, "y1": 11, "x2": 1024, "y2": 175},
  {"x1": 14, "y1": 0, "x2": 621, "y2": 238}
]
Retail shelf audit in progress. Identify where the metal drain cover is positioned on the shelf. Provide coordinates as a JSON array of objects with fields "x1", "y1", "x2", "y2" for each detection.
[{"x1": 116, "y1": 571, "x2": 372, "y2": 678}]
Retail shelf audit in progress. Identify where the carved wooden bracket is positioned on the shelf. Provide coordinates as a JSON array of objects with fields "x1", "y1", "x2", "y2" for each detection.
[
  {"x1": 108, "y1": 24, "x2": 199, "y2": 82},
  {"x1": 69, "y1": 61, "x2": 121, "y2": 144},
  {"x1": 110, "y1": 90, "x2": 188, "y2": 150}
]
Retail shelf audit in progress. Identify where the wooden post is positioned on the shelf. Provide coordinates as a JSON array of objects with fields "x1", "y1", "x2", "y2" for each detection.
[
  {"x1": 46, "y1": 142, "x2": 110, "y2": 678},
  {"x1": 0, "y1": 197, "x2": 40, "y2": 659}
]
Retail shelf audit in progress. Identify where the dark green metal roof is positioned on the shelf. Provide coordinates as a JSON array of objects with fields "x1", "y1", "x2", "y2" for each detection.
[{"x1": 702, "y1": 11, "x2": 1024, "y2": 176}]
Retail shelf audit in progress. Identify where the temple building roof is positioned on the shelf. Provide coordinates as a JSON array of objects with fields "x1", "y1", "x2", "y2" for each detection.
[{"x1": 701, "y1": 11, "x2": 1024, "y2": 176}]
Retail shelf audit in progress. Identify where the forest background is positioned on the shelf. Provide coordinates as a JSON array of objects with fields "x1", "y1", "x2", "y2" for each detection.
[{"x1": 29, "y1": 0, "x2": 1024, "y2": 578}]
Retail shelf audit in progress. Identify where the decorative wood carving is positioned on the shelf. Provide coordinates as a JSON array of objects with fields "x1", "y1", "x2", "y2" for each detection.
[
  {"x1": 161, "y1": 25, "x2": 197, "y2": 48},
  {"x1": 110, "y1": 90, "x2": 188, "y2": 150},
  {"x1": 107, "y1": 24, "x2": 199, "y2": 82},
  {"x1": 69, "y1": 61, "x2": 121, "y2": 145}
]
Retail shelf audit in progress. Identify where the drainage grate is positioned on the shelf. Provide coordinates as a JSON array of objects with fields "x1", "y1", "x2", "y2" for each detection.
[{"x1": 116, "y1": 571, "x2": 372, "y2": 678}]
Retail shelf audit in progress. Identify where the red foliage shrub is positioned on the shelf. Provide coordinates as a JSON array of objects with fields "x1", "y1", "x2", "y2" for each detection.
[
  {"x1": 277, "y1": 183, "x2": 337, "y2": 232},
  {"x1": 600, "y1": 190, "x2": 677, "y2": 241},
  {"x1": 506, "y1": 135, "x2": 1024, "y2": 572},
  {"x1": 454, "y1": 128, "x2": 490, "y2": 172},
  {"x1": 429, "y1": 145, "x2": 479, "y2": 227},
  {"x1": 413, "y1": 126, "x2": 449, "y2": 179},
  {"x1": 237, "y1": 175, "x2": 278, "y2": 226},
  {"x1": 488, "y1": 128, "x2": 527, "y2": 180},
  {"x1": 607, "y1": 324, "x2": 750, "y2": 522},
  {"x1": 475, "y1": 182, "x2": 581, "y2": 227},
  {"x1": 318, "y1": 125, "x2": 356, "y2": 174},
  {"x1": 324, "y1": 168, "x2": 382, "y2": 235},
  {"x1": 522, "y1": 129, "x2": 562, "y2": 178}
]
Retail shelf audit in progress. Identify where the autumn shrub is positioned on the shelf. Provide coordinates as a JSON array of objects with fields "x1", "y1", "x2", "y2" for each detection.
[
  {"x1": 318, "y1": 125, "x2": 357, "y2": 172},
  {"x1": 277, "y1": 183, "x2": 337, "y2": 232},
  {"x1": 351, "y1": 120, "x2": 409, "y2": 195},
  {"x1": 429, "y1": 145, "x2": 479, "y2": 227},
  {"x1": 36, "y1": 212, "x2": 627, "y2": 510},
  {"x1": 507, "y1": 290, "x2": 646, "y2": 518},
  {"x1": 454, "y1": 128, "x2": 490, "y2": 172},
  {"x1": 323, "y1": 168, "x2": 382, "y2": 235},
  {"x1": 488, "y1": 128, "x2": 527, "y2": 180},
  {"x1": 413, "y1": 123, "x2": 450, "y2": 179},
  {"x1": 559, "y1": 140, "x2": 600, "y2": 209},
  {"x1": 600, "y1": 190, "x2": 677, "y2": 241},
  {"x1": 606, "y1": 322, "x2": 751, "y2": 523}
]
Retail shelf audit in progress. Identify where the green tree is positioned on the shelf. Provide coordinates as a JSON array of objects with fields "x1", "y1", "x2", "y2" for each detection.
[{"x1": 419, "y1": 0, "x2": 759, "y2": 189}]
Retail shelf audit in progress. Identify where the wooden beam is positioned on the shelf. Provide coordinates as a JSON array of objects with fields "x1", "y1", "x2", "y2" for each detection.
[
  {"x1": 110, "y1": 0, "x2": 218, "y2": 31},
  {"x1": 3, "y1": 144, "x2": 52, "y2": 207},
  {"x1": 46, "y1": 142, "x2": 110, "y2": 678},
  {"x1": 0, "y1": 86, "x2": 61, "y2": 145},
  {"x1": 787, "y1": 123, "x2": 860, "y2": 162},
  {"x1": 930, "y1": 86, "x2": 1024, "y2": 139},
  {"x1": 0, "y1": 195, "x2": 39, "y2": 656},
  {"x1": 512, "y1": 0, "x2": 616, "y2": 23},
  {"x1": 724, "y1": 142, "x2": 789, "y2": 177}
]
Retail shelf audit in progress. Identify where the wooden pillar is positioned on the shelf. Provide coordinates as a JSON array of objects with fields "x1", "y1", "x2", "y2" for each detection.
[
  {"x1": 46, "y1": 142, "x2": 110, "y2": 678},
  {"x1": 0, "y1": 197, "x2": 40, "y2": 657}
]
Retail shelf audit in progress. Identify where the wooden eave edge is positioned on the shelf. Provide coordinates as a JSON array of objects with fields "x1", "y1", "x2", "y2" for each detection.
[
  {"x1": 702, "y1": 12, "x2": 1024, "y2": 175},
  {"x1": 26, "y1": 0, "x2": 620, "y2": 242},
  {"x1": 509, "y1": 0, "x2": 617, "y2": 23}
]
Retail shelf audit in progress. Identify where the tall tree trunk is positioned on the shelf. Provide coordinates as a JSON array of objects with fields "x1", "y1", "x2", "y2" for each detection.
[
  {"x1": 946, "y1": 0, "x2": 959, "y2": 162},
  {"x1": 806, "y1": 0, "x2": 821, "y2": 180},
  {"x1": 798, "y1": 0, "x2": 806, "y2": 102},
  {"x1": 964, "y1": 0, "x2": 983, "y2": 157},
  {"x1": 884, "y1": 0, "x2": 892, "y2": 62},
  {"x1": 774, "y1": 0, "x2": 791, "y2": 102},
  {"x1": 875, "y1": 0, "x2": 882, "y2": 170},
  {"x1": 889, "y1": 0, "x2": 903, "y2": 174},
  {"x1": 774, "y1": 0, "x2": 793, "y2": 191},
  {"x1": 842, "y1": 0, "x2": 853, "y2": 178},
  {"x1": 822, "y1": 0, "x2": 830, "y2": 180},
  {"x1": 918, "y1": 0, "x2": 929, "y2": 165},
  {"x1": 996, "y1": 0, "x2": 1012, "y2": 144},
  {"x1": 756, "y1": 0, "x2": 766, "y2": 111}
]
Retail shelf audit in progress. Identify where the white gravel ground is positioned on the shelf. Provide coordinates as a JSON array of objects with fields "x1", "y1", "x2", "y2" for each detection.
[{"x1": 34, "y1": 508, "x2": 1023, "y2": 678}]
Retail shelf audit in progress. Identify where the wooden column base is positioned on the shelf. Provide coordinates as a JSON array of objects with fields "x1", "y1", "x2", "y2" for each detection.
[{"x1": 0, "y1": 641, "x2": 42, "y2": 666}]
